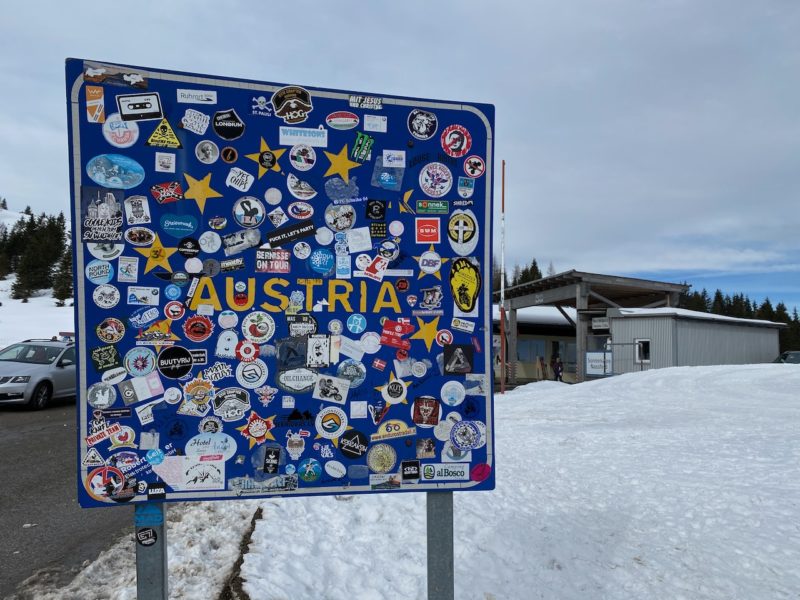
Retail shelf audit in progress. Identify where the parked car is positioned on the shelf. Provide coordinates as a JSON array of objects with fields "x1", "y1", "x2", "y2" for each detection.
[
  {"x1": 0, "y1": 337, "x2": 76, "y2": 409},
  {"x1": 773, "y1": 351, "x2": 800, "y2": 364}
]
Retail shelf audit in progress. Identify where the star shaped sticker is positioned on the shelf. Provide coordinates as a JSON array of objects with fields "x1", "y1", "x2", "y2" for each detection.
[
  {"x1": 323, "y1": 144, "x2": 361, "y2": 184},
  {"x1": 374, "y1": 372, "x2": 410, "y2": 405},
  {"x1": 136, "y1": 319, "x2": 180, "y2": 353},
  {"x1": 414, "y1": 245, "x2": 449, "y2": 280},
  {"x1": 134, "y1": 234, "x2": 177, "y2": 274},
  {"x1": 236, "y1": 412, "x2": 277, "y2": 449},
  {"x1": 245, "y1": 138, "x2": 286, "y2": 179},
  {"x1": 410, "y1": 316, "x2": 440, "y2": 352},
  {"x1": 183, "y1": 172, "x2": 223, "y2": 213}
]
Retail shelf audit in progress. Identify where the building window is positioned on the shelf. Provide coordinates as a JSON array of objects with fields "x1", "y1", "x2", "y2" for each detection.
[{"x1": 635, "y1": 339, "x2": 651, "y2": 363}]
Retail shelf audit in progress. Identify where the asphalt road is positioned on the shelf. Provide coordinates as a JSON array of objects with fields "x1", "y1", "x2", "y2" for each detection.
[{"x1": 0, "y1": 399, "x2": 131, "y2": 599}]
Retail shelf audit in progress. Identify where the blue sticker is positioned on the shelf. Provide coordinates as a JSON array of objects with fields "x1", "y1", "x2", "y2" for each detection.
[
  {"x1": 164, "y1": 284, "x2": 181, "y2": 300},
  {"x1": 135, "y1": 503, "x2": 165, "y2": 527},
  {"x1": 128, "y1": 306, "x2": 160, "y2": 328},
  {"x1": 86, "y1": 154, "x2": 146, "y2": 189},
  {"x1": 85, "y1": 259, "x2": 115, "y2": 285},
  {"x1": 309, "y1": 248, "x2": 335, "y2": 276},
  {"x1": 146, "y1": 448, "x2": 165, "y2": 465},
  {"x1": 160, "y1": 213, "x2": 198, "y2": 238}
]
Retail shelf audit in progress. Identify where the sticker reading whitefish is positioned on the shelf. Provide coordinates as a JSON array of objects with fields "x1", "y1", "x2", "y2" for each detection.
[{"x1": 66, "y1": 58, "x2": 494, "y2": 508}]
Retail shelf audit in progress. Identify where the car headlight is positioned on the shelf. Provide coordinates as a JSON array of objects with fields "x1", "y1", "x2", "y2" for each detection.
[{"x1": 10, "y1": 376, "x2": 30, "y2": 383}]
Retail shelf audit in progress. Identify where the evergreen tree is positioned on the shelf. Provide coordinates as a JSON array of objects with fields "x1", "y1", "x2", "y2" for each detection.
[
  {"x1": 529, "y1": 259, "x2": 542, "y2": 281},
  {"x1": 710, "y1": 290, "x2": 725, "y2": 314},
  {"x1": 0, "y1": 197, "x2": 7, "y2": 210},
  {"x1": 756, "y1": 298, "x2": 775, "y2": 322},
  {"x1": 547, "y1": 261, "x2": 556, "y2": 276},
  {"x1": 52, "y1": 246, "x2": 73, "y2": 306},
  {"x1": 511, "y1": 263, "x2": 522, "y2": 286}
]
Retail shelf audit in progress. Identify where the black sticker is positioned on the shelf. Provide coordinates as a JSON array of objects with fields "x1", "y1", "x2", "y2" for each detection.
[
  {"x1": 263, "y1": 221, "x2": 316, "y2": 248},
  {"x1": 369, "y1": 222, "x2": 387, "y2": 238},
  {"x1": 90, "y1": 345, "x2": 122, "y2": 372},
  {"x1": 147, "y1": 482, "x2": 167, "y2": 500},
  {"x1": 212, "y1": 109, "x2": 245, "y2": 140},
  {"x1": 157, "y1": 346, "x2": 193, "y2": 379},
  {"x1": 366, "y1": 200, "x2": 386, "y2": 220},
  {"x1": 263, "y1": 446, "x2": 281, "y2": 475},
  {"x1": 339, "y1": 429, "x2": 369, "y2": 460},
  {"x1": 443, "y1": 344, "x2": 474, "y2": 374},
  {"x1": 401, "y1": 460, "x2": 420, "y2": 481},
  {"x1": 286, "y1": 314, "x2": 318, "y2": 337},
  {"x1": 136, "y1": 527, "x2": 158, "y2": 546},
  {"x1": 178, "y1": 237, "x2": 201, "y2": 258},
  {"x1": 276, "y1": 337, "x2": 308, "y2": 370}
]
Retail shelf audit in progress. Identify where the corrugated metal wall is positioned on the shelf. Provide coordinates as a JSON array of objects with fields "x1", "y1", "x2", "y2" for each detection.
[
  {"x1": 609, "y1": 315, "x2": 780, "y2": 372},
  {"x1": 675, "y1": 320, "x2": 779, "y2": 365},
  {"x1": 609, "y1": 316, "x2": 675, "y2": 373}
]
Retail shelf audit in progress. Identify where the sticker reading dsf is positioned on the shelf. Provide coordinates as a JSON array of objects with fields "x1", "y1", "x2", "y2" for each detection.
[{"x1": 67, "y1": 59, "x2": 495, "y2": 507}]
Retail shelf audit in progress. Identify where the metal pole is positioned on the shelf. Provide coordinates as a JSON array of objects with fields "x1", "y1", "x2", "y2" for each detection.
[
  {"x1": 499, "y1": 159, "x2": 506, "y2": 394},
  {"x1": 427, "y1": 491, "x2": 454, "y2": 600},
  {"x1": 135, "y1": 503, "x2": 169, "y2": 600}
]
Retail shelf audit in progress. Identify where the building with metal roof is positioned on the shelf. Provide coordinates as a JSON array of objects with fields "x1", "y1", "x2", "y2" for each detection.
[{"x1": 493, "y1": 270, "x2": 783, "y2": 384}]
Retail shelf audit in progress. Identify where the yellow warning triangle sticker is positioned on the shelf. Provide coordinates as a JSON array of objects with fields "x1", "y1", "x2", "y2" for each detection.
[{"x1": 146, "y1": 118, "x2": 182, "y2": 148}]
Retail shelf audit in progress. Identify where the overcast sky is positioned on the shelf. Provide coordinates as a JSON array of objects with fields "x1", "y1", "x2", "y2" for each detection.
[{"x1": 1, "y1": 1, "x2": 798, "y2": 310}]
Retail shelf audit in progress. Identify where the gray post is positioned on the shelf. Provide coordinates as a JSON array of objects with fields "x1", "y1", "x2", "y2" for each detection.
[
  {"x1": 135, "y1": 503, "x2": 169, "y2": 600},
  {"x1": 427, "y1": 491, "x2": 454, "y2": 600}
]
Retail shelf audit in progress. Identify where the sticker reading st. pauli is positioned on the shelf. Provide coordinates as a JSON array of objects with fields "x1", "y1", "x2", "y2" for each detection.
[{"x1": 67, "y1": 59, "x2": 495, "y2": 507}]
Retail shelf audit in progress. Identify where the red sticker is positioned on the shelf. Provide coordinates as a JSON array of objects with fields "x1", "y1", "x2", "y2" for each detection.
[{"x1": 415, "y1": 218, "x2": 440, "y2": 244}]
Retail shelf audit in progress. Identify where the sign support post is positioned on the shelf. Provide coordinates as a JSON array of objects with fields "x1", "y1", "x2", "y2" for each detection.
[
  {"x1": 135, "y1": 503, "x2": 169, "y2": 600},
  {"x1": 427, "y1": 491, "x2": 455, "y2": 600}
]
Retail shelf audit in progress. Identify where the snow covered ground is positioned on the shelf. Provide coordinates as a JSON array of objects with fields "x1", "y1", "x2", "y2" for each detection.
[
  {"x1": 239, "y1": 366, "x2": 800, "y2": 600},
  {"x1": 16, "y1": 362, "x2": 798, "y2": 599},
  {"x1": 4, "y1": 280, "x2": 798, "y2": 598},
  {"x1": 0, "y1": 276, "x2": 76, "y2": 348}
]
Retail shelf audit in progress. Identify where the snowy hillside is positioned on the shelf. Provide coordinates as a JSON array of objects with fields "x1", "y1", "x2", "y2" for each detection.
[
  {"x1": 0, "y1": 207, "x2": 27, "y2": 230},
  {"x1": 0, "y1": 275, "x2": 75, "y2": 348},
  {"x1": 18, "y1": 364, "x2": 800, "y2": 599}
]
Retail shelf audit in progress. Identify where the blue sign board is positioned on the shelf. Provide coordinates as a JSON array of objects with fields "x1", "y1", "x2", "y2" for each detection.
[{"x1": 67, "y1": 59, "x2": 495, "y2": 507}]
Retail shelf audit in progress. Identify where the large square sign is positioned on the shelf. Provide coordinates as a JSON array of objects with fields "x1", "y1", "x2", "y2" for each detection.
[{"x1": 66, "y1": 59, "x2": 495, "y2": 507}]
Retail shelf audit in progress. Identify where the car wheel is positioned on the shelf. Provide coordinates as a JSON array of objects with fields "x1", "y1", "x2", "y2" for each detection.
[{"x1": 29, "y1": 382, "x2": 52, "y2": 410}]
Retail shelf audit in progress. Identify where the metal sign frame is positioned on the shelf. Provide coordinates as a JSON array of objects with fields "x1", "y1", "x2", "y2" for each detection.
[{"x1": 67, "y1": 58, "x2": 495, "y2": 508}]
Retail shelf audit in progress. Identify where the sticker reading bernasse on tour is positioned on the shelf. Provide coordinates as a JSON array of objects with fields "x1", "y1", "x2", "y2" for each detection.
[{"x1": 67, "y1": 58, "x2": 494, "y2": 508}]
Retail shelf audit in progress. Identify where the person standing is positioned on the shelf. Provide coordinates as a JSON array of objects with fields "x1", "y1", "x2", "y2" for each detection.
[{"x1": 553, "y1": 357, "x2": 564, "y2": 382}]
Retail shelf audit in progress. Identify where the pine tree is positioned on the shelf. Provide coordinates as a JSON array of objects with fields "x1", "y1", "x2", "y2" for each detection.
[
  {"x1": 529, "y1": 259, "x2": 542, "y2": 281},
  {"x1": 0, "y1": 197, "x2": 7, "y2": 210},
  {"x1": 52, "y1": 246, "x2": 73, "y2": 307},
  {"x1": 710, "y1": 290, "x2": 725, "y2": 314},
  {"x1": 547, "y1": 261, "x2": 556, "y2": 276},
  {"x1": 511, "y1": 263, "x2": 522, "y2": 286},
  {"x1": 757, "y1": 298, "x2": 775, "y2": 322}
]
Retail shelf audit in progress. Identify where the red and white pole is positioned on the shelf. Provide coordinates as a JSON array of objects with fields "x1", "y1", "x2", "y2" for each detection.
[{"x1": 499, "y1": 160, "x2": 506, "y2": 394}]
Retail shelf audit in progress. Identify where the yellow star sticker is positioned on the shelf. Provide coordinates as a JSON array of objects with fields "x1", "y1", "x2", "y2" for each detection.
[
  {"x1": 410, "y1": 316, "x2": 440, "y2": 352},
  {"x1": 138, "y1": 319, "x2": 180, "y2": 353},
  {"x1": 414, "y1": 245, "x2": 449, "y2": 280},
  {"x1": 236, "y1": 413, "x2": 277, "y2": 449},
  {"x1": 323, "y1": 144, "x2": 361, "y2": 184},
  {"x1": 245, "y1": 138, "x2": 286, "y2": 179},
  {"x1": 183, "y1": 172, "x2": 223, "y2": 213},
  {"x1": 374, "y1": 372, "x2": 410, "y2": 405},
  {"x1": 134, "y1": 234, "x2": 177, "y2": 274}
]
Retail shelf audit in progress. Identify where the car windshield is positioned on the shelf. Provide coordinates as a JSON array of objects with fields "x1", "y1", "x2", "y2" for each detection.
[{"x1": 0, "y1": 343, "x2": 63, "y2": 365}]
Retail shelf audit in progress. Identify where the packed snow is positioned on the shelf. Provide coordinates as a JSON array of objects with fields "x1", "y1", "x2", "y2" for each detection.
[
  {"x1": 14, "y1": 362, "x2": 799, "y2": 599},
  {"x1": 0, "y1": 275, "x2": 76, "y2": 348}
]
